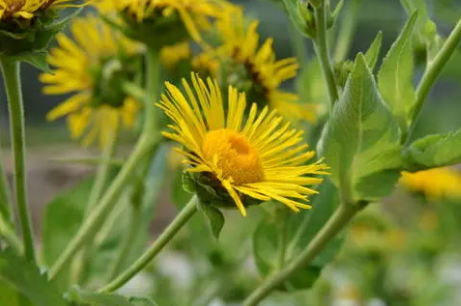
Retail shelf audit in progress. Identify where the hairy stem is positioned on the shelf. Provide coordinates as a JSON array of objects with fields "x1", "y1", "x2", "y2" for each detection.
[
  {"x1": 243, "y1": 204, "x2": 359, "y2": 306},
  {"x1": 99, "y1": 195, "x2": 198, "y2": 293},
  {"x1": 0, "y1": 59, "x2": 35, "y2": 263},
  {"x1": 314, "y1": 1, "x2": 339, "y2": 110}
]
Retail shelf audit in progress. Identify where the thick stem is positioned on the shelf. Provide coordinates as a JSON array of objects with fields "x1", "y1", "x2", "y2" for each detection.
[
  {"x1": 99, "y1": 195, "x2": 198, "y2": 293},
  {"x1": 0, "y1": 59, "x2": 35, "y2": 263},
  {"x1": 243, "y1": 204, "x2": 358, "y2": 306},
  {"x1": 407, "y1": 17, "x2": 461, "y2": 142},
  {"x1": 48, "y1": 136, "x2": 154, "y2": 279},
  {"x1": 145, "y1": 49, "x2": 160, "y2": 133},
  {"x1": 314, "y1": 2, "x2": 339, "y2": 110}
]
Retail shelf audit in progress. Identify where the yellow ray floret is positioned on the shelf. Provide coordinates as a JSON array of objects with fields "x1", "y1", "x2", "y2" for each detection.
[
  {"x1": 98, "y1": 0, "x2": 232, "y2": 44},
  {"x1": 400, "y1": 168, "x2": 461, "y2": 201},
  {"x1": 0, "y1": 0, "x2": 87, "y2": 20},
  {"x1": 157, "y1": 73, "x2": 329, "y2": 216},
  {"x1": 40, "y1": 15, "x2": 141, "y2": 147}
]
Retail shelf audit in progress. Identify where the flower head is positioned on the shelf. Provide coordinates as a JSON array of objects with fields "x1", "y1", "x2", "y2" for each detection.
[
  {"x1": 158, "y1": 73, "x2": 329, "y2": 216},
  {"x1": 0, "y1": 0, "x2": 83, "y2": 20},
  {"x1": 400, "y1": 168, "x2": 461, "y2": 201},
  {"x1": 201, "y1": 7, "x2": 316, "y2": 122},
  {"x1": 40, "y1": 14, "x2": 142, "y2": 147},
  {"x1": 97, "y1": 0, "x2": 233, "y2": 47}
]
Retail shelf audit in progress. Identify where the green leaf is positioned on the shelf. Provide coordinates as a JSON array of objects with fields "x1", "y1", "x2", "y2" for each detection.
[
  {"x1": 199, "y1": 204, "x2": 225, "y2": 239},
  {"x1": 6, "y1": 52, "x2": 51, "y2": 72},
  {"x1": 69, "y1": 289, "x2": 134, "y2": 306},
  {"x1": 253, "y1": 180, "x2": 342, "y2": 290},
  {"x1": 378, "y1": 12, "x2": 418, "y2": 133},
  {"x1": 403, "y1": 128, "x2": 461, "y2": 171},
  {"x1": 129, "y1": 297, "x2": 159, "y2": 306},
  {"x1": 365, "y1": 31, "x2": 382, "y2": 71},
  {"x1": 320, "y1": 53, "x2": 402, "y2": 202},
  {"x1": 0, "y1": 249, "x2": 66, "y2": 306},
  {"x1": 0, "y1": 281, "x2": 29, "y2": 306}
]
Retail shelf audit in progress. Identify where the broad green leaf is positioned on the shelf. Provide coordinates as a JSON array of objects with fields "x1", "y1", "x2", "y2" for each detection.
[
  {"x1": 0, "y1": 249, "x2": 66, "y2": 306},
  {"x1": 365, "y1": 31, "x2": 383, "y2": 71},
  {"x1": 0, "y1": 280, "x2": 29, "y2": 306},
  {"x1": 199, "y1": 204, "x2": 225, "y2": 240},
  {"x1": 320, "y1": 54, "x2": 402, "y2": 202},
  {"x1": 378, "y1": 12, "x2": 417, "y2": 133},
  {"x1": 403, "y1": 128, "x2": 461, "y2": 171},
  {"x1": 253, "y1": 180, "x2": 342, "y2": 290}
]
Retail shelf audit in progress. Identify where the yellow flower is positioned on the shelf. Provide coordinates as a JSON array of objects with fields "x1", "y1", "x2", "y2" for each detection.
[
  {"x1": 40, "y1": 15, "x2": 142, "y2": 147},
  {"x1": 157, "y1": 73, "x2": 329, "y2": 216},
  {"x1": 0, "y1": 0, "x2": 85, "y2": 20},
  {"x1": 98, "y1": 0, "x2": 232, "y2": 44},
  {"x1": 400, "y1": 168, "x2": 461, "y2": 200},
  {"x1": 160, "y1": 41, "x2": 191, "y2": 70},
  {"x1": 211, "y1": 7, "x2": 316, "y2": 122}
]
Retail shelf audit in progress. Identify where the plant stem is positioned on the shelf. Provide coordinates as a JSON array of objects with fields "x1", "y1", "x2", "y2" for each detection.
[
  {"x1": 333, "y1": 0, "x2": 360, "y2": 62},
  {"x1": 72, "y1": 130, "x2": 119, "y2": 284},
  {"x1": 242, "y1": 204, "x2": 359, "y2": 306},
  {"x1": 48, "y1": 136, "x2": 154, "y2": 279},
  {"x1": 99, "y1": 195, "x2": 198, "y2": 293},
  {"x1": 314, "y1": 1, "x2": 339, "y2": 110},
  {"x1": 0, "y1": 213, "x2": 21, "y2": 253},
  {"x1": 407, "y1": 17, "x2": 461, "y2": 143},
  {"x1": 0, "y1": 59, "x2": 35, "y2": 263},
  {"x1": 49, "y1": 47, "x2": 162, "y2": 279},
  {"x1": 0, "y1": 135, "x2": 13, "y2": 223}
]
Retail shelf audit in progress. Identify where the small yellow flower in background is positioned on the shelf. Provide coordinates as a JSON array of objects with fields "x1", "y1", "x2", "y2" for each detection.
[
  {"x1": 0, "y1": 0, "x2": 84, "y2": 20},
  {"x1": 157, "y1": 73, "x2": 329, "y2": 216},
  {"x1": 160, "y1": 41, "x2": 191, "y2": 70},
  {"x1": 98, "y1": 0, "x2": 234, "y2": 45},
  {"x1": 400, "y1": 167, "x2": 461, "y2": 201},
  {"x1": 208, "y1": 7, "x2": 316, "y2": 122},
  {"x1": 40, "y1": 15, "x2": 142, "y2": 147}
]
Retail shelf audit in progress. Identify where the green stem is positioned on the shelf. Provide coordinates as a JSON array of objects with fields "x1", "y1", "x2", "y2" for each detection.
[
  {"x1": 0, "y1": 135, "x2": 13, "y2": 223},
  {"x1": 407, "y1": 17, "x2": 461, "y2": 143},
  {"x1": 314, "y1": 2, "x2": 339, "y2": 110},
  {"x1": 107, "y1": 202, "x2": 141, "y2": 280},
  {"x1": 242, "y1": 204, "x2": 359, "y2": 306},
  {"x1": 333, "y1": 0, "x2": 360, "y2": 62},
  {"x1": 72, "y1": 130, "x2": 119, "y2": 284},
  {"x1": 49, "y1": 47, "x2": 162, "y2": 279},
  {"x1": 0, "y1": 59, "x2": 35, "y2": 263},
  {"x1": 99, "y1": 195, "x2": 198, "y2": 293},
  {"x1": 48, "y1": 136, "x2": 155, "y2": 279},
  {"x1": 0, "y1": 213, "x2": 21, "y2": 253}
]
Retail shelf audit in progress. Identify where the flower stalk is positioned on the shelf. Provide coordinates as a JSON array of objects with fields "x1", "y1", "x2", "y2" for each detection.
[
  {"x1": 0, "y1": 59, "x2": 36, "y2": 263},
  {"x1": 99, "y1": 195, "x2": 198, "y2": 293},
  {"x1": 314, "y1": 1, "x2": 339, "y2": 110},
  {"x1": 243, "y1": 203, "x2": 361, "y2": 306}
]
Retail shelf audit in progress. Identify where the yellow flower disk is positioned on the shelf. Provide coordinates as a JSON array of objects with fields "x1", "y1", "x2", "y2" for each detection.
[
  {"x1": 400, "y1": 167, "x2": 461, "y2": 201},
  {"x1": 0, "y1": 0, "x2": 87, "y2": 20},
  {"x1": 157, "y1": 73, "x2": 329, "y2": 216},
  {"x1": 40, "y1": 15, "x2": 142, "y2": 147}
]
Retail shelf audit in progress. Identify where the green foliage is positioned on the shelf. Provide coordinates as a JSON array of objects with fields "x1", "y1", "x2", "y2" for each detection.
[
  {"x1": 69, "y1": 288, "x2": 135, "y2": 306},
  {"x1": 253, "y1": 179, "x2": 342, "y2": 290},
  {"x1": 0, "y1": 249, "x2": 66, "y2": 306},
  {"x1": 378, "y1": 12, "x2": 418, "y2": 134},
  {"x1": 320, "y1": 54, "x2": 402, "y2": 202},
  {"x1": 198, "y1": 202, "x2": 225, "y2": 240},
  {"x1": 404, "y1": 128, "x2": 461, "y2": 170},
  {"x1": 365, "y1": 31, "x2": 383, "y2": 71},
  {"x1": 282, "y1": 0, "x2": 316, "y2": 39}
]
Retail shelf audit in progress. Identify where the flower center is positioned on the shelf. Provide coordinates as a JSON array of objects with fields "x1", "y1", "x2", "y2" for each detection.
[{"x1": 202, "y1": 129, "x2": 264, "y2": 185}]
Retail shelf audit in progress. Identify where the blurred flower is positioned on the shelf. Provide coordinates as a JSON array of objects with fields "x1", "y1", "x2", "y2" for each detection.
[
  {"x1": 157, "y1": 73, "x2": 329, "y2": 216},
  {"x1": 418, "y1": 209, "x2": 439, "y2": 232},
  {"x1": 40, "y1": 15, "x2": 142, "y2": 147},
  {"x1": 160, "y1": 41, "x2": 191, "y2": 70},
  {"x1": 97, "y1": 0, "x2": 234, "y2": 46},
  {"x1": 400, "y1": 168, "x2": 461, "y2": 201},
  {"x1": 350, "y1": 224, "x2": 406, "y2": 253},
  {"x1": 0, "y1": 0, "x2": 85, "y2": 20},
  {"x1": 204, "y1": 7, "x2": 316, "y2": 122}
]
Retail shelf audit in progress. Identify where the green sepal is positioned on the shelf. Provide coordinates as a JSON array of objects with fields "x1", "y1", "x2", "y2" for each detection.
[
  {"x1": 198, "y1": 201, "x2": 225, "y2": 240},
  {"x1": 0, "y1": 7, "x2": 83, "y2": 69},
  {"x1": 282, "y1": 0, "x2": 316, "y2": 39},
  {"x1": 403, "y1": 128, "x2": 461, "y2": 171}
]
